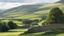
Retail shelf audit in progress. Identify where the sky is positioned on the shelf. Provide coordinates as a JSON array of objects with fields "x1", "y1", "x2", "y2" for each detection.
[{"x1": 0, "y1": 0, "x2": 60, "y2": 10}]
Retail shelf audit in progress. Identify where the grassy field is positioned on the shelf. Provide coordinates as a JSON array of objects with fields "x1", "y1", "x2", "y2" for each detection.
[
  {"x1": 0, "y1": 29, "x2": 28, "y2": 36},
  {"x1": 20, "y1": 32, "x2": 64, "y2": 36},
  {"x1": 0, "y1": 31, "x2": 22, "y2": 36},
  {"x1": 0, "y1": 28, "x2": 64, "y2": 36},
  {"x1": 20, "y1": 28, "x2": 64, "y2": 36},
  {"x1": 0, "y1": 3, "x2": 64, "y2": 36}
]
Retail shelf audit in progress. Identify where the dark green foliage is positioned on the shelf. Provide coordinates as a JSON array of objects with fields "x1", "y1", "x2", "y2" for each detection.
[
  {"x1": 8, "y1": 21, "x2": 18, "y2": 29},
  {"x1": 0, "y1": 22, "x2": 9, "y2": 32},
  {"x1": 45, "y1": 7, "x2": 64, "y2": 24},
  {"x1": 33, "y1": 19, "x2": 39, "y2": 22},
  {"x1": 22, "y1": 19, "x2": 39, "y2": 24},
  {"x1": 22, "y1": 19, "x2": 33, "y2": 25},
  {"x1": 21, "y1": 25, "x2": 30, "y2": 28},
  {"x1": 2, "y1": 23, "x2": 9, "y2": 32},
  {"x1": 42, "y1": 16, "x2": 47, "y2": 20},
  {"x1": 22, "y1": 19, "x2": 33, "y2": 28},
  {"x1": 32, "y1": 19, "x2": 39, "y2": 25},
  {"x1": 22, "y1": 19, "x2": 39, "y2": 28},
  {"x1": 0, "y1": 23, "x2": 3, "y2": 31}
]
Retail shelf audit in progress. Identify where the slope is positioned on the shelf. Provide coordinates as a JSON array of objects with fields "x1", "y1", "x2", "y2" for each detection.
[
  {"x1": 0, "y1": 3, "x2": 63, "y2": 19},
  {"x1": 56, "y1": 0, "x2": 64, "y2": 3}
]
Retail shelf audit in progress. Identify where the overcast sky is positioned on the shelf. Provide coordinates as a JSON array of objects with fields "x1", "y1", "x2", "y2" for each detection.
[
  {"x1": 0, "y1": 0, "x2": 60, "y2": 3},
  {"x1": 0, "y1": 0, "x2": 60, "y2": 10}
]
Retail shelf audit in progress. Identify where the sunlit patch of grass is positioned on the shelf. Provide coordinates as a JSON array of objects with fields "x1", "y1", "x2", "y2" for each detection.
[
  {"x1": 13, "y1": 21, "x2": 23, "y2": 26},
  {"x1": 29, "y1": 17, "x2": 41, "y2": 20},
  {"x1": 56, "y1": 33, "x2": 64, "y2": 36},
  {"x1": 20, "y1": 32, "x2": 44, "y2": 36},
  {"x1": 40, "y1": 3, "x2": 62, "y2": 8},
  {"x1": 17, "y1": 14, "x2": 40, "y2": 19},
  {"x1": 59, "y1": 5, "x2": 64, "y2": 13},
  {"x1": 38, "y1": 20, "x2": 45, "y2": 26},
  {"x1": 0, "y1": 29, "x2": 28, "y2": 36},
  {"x1": 0, "y1": 32, "x2": 22, "y2": 36},
  {"x1": 34, "y1": 10, "x2": 49, "y2": 15},
  {"x1": 2, "y1": 20, "x2": 9, "y2": 22}
]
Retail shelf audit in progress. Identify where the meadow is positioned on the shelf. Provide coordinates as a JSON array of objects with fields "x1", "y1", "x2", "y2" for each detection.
[
  {"x1": 0, "y1": 29, "x2": 28, "y2": 36},
  {"x1": 0, "y1": 28, "x2": 64, "y2": 36},
  {"x1": 0, "y1": 3, "x2": 64, "y2": 36}
]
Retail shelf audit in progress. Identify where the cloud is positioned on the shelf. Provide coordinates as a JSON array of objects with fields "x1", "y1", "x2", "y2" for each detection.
[
  {"x1": 0, "y1": 3, "x2": 37, "y2": 10},
  {"x1": 0, "y1": 0, "x2": 60, "y2": 10},
  {"x1": 0, "y1": 3, "x2": 22, "y2": 10},
  {"x1": 0, "y1": 0, "x2": 60, "y2": 3},
  {"x1": 0, "y1": 0, "x2": 24, "y2": 3}
]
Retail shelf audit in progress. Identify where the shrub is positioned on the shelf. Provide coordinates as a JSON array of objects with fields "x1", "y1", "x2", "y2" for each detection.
[
  {"x1": 22, "y1": 19, "x2": 33, "y2": 25},
  {"x1": 7, "y1": 21, "x2": 18, "y2": 29},
  {"x1": 0, "y1": 22, "x2": 9, "y2": 32}
]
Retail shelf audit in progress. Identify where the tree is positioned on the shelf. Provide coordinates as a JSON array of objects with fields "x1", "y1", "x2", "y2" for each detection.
[
  {"x1": 22, "y1": 19, "x2": 33, "y2": 25},
  {"x1": 0, "y1": 22, "x2": 9, "y2": 32},
  {"x1": 8, "y1": 21, "x2": 18, "y2": 29},
  {"x1": 2, "y1": 22, "x2": 9, "y2": 32},
  {"x1": 45, "y1": 7, "x2": 64, "y2": 24}
]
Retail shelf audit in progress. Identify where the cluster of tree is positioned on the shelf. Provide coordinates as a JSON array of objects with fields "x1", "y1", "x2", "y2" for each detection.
[
  {"x1": 8, "y1": 21, "x2": 18, "y2": 29},
  {"x1": 0, "y1": 21, "x2": 18, "y2": 32},
  {"x1": 21, "y1": 19, "x2": 39, "y2": 28},
  {"x1": 0, "y1": 22, "x2": 9, "y2": 32},
  {"x1": 23, "y1": 7, "x2": 64, "y2": 34},
  {"x1": 43, "y1": 7, "x2": 64, "y2": 24},
  {"x1": 22, "y1": 19, "x2": 33, "y2": 25},
  {"x1": 22, "y1": 19, "x2": 39, "y2": 25}
]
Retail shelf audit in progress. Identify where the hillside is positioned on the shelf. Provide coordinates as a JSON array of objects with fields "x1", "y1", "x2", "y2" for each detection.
[
  {"x1": 56, "y1": 0, "x2": 64, "y2": 3},
  {"x1": 20, "y1": 5, "x2": 64, "y2": 36},
  {"x1": 0, "y1": 3, "x2": 63, "y2": 19},
  {"x1": 20, "y1": 28, "x2": 64, "y2": 36}
]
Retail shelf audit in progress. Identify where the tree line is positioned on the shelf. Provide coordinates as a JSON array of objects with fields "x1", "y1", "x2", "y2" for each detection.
[{"x1": 0, "y1": 21, "x2": 18, "y2": 32}]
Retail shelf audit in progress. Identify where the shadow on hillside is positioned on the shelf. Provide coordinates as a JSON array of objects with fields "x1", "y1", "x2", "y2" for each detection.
[
  {"x1": 19, "y1": 32, "x2": 64, "y2": 36},
  {"x1": 40, "y1": 28, "x2": 64, "y2": 36},
  {"x1": 40, "y1": 32, "x2": 64, "y2": 36},
  {"x1": 20, "y1": 28, "x2": 64, "y2": 36}
]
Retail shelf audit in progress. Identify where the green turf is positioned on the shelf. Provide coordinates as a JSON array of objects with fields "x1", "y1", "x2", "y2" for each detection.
[
  {"x1": 20, "y1": 28, "x2": 64, "y2": 36},
  {"x1": 0, "y1": 29, "x2": 28, "y2": 36},
  {"x1": 0, "y1": 3, "x2": 64, "y2": 36}
]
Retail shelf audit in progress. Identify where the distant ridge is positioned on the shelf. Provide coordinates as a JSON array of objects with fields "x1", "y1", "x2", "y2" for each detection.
[
  {"x1": 0, "y1": 3, "x2": 63, "y2": 19},
  {"x1": 56, "y1": 0, "x2": 64, "y2": 3}
]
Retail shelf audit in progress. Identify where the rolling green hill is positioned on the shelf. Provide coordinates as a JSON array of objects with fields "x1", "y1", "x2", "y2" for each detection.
[
  {"x1": 20, "y1": 28, "x2": 64, "y2": 36},
  {"x1": 0, "y1": 3, "x2": 64, "y2": 19},
  {"x1": 56, "y1": 0, "x2": 64, "y2": 3},
  {"x1": 0, "y1": 3, "x2": 64, "y2": 36}
]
